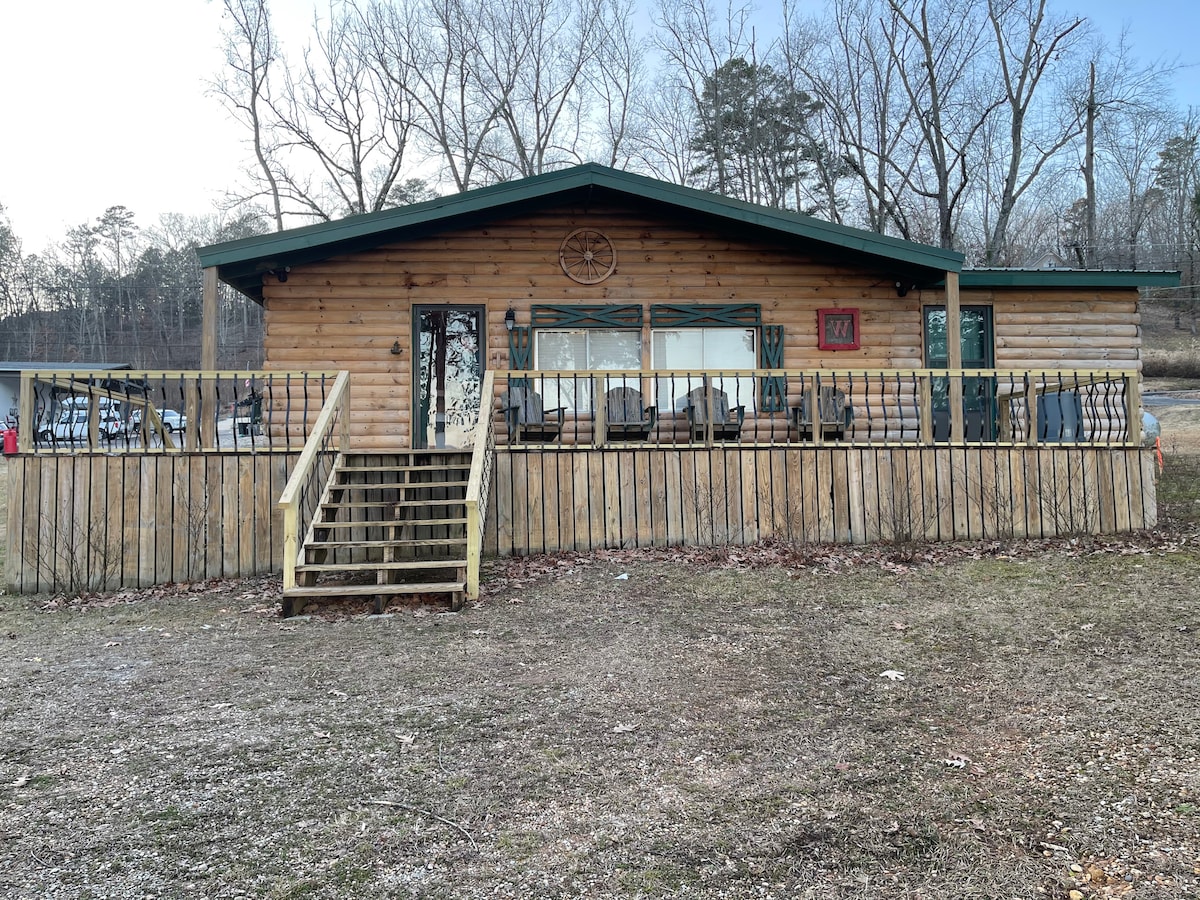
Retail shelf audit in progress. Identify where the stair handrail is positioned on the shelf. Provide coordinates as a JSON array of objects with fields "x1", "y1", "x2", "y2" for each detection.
[
  {"x1": 464, "y1": 369, "x2": 496, "y2": 600},
  {"x1": 278, "y1": 370, "x2": 351, "y2": 592}
]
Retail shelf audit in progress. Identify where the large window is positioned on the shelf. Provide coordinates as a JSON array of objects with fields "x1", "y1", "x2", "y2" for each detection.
[
  {"x1": 651, "y1": 328, "x2": 757, "y2": 412},
  {"x1": 534, "y1": 329, "x2": 642, "y2": 411}
]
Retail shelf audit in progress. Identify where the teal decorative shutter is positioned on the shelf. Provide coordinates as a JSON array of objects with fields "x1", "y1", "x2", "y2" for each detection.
[
  {"x1": 760, "y1": 324, "x2": 785, "y2": 412},
  {"x1": 509, "y1": 326, "x2": 533, "y2": 370}
]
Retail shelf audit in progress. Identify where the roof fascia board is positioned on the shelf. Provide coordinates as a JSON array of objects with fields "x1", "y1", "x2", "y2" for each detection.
[{"x1": 959, "y1": 269, "x2": 1181, "y2": 289}]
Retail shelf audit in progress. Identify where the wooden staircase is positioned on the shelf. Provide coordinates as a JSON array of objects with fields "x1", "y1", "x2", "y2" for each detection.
[{"x1": 282, "y1": 450, "x2": 473, "y2": 616}]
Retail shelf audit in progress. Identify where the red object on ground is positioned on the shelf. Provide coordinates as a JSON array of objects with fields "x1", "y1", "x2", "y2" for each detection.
[{"x1": 2, "y1": 429, "x2": 16, "y2": 455}]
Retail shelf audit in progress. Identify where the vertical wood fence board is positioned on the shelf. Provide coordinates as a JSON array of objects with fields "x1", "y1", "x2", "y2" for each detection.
[
  {"x1": 649, "y1": 451, "x2": 668, "y2": 547},
  {"x1": 863, "y1": 448, "x2": 884, "y2": 541},
  {"x1": 238, "y1": 457, "x2": 256, "y2": 573},
  {"x1": 711, "y1": 451, "x2": 726, "y2": 545},
  {"x1": 782, "y1": 453, "x2": 803, "y2": 543},
  {"x1": 525, "y1": 458, "x2": 544, "y2": 556},
  {"x1": 848, "y1": 450, "x2": 868, "y2": 543},
  {"x1": 754, "y1": 450, "x2": 772, "y2": 540},
  {"x1": 622, "y1": 451, "x2": 641, "y2": 548},
  {"x1": 1141, "y1": 451, "x2": 1158, "y2": 529},
  {"x1": 677, "y1": 452, "x2": 697, "y2": 546},
  {"x1": 494, "y1": 453, "x2": 515, "y2": 555},
  {"x1": 667, "y1": 450, "x2": 683, "y2": 547},
  {"x1": 1104, "y1": 450, "x2": 1127, "y2": 534},
  {"x1": 630, "y1": 452, "x2": 650, "y2": 547}
]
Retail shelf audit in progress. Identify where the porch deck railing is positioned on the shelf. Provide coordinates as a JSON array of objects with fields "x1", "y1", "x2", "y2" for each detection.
[
  {"x1": 464, "y1": 369, "x2": 497, "y2": 600},
  {"x1": 490, "y1": 368, "x2": 1143, "y2": 448},
  {"x1": 14, "y1": 369, "x2": 340, "y2": 454},
  {"x1": 277, "y1": 371, "x2": 351, "y2": 593}
]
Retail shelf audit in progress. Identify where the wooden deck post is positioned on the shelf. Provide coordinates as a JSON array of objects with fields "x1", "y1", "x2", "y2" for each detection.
[
  {"x1": 200, "y1": 267, "x2": 219, "y2": 448},
  {"x1": 1125, "y1": 372, "x2": 1141, "y2": 444},
  {"x1": 945, "y1": 271, "x2": 964, "y2": 443}
]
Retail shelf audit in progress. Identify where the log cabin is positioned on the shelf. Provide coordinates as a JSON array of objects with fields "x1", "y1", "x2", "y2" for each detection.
[{"x1": 3, "y1": 165, "x2": 1180, "y2": 611}]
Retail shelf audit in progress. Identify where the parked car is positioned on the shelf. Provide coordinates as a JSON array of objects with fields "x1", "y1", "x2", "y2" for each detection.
[
  {"x1": 39, "y1": 409, "x2": 123, "y2": 443},
  {"x1": 159, "y1": 409, "x2": 187, "y2": 433},
  {"x1": 126, "y1": 408, "x2": 187, "y2": 433}
]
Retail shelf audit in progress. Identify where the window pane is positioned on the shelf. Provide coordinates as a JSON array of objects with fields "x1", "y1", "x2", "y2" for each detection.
[
  {"x1": 652, "y1": 330, "x2": 704, "y2": 369},
  {"x1": 702, "y1": 328, "x2": 756, "y2": 365},
  {"x1": 650, "y1": 328, "x2": 757, "y2": 413},
  {"x1": 536, "y1": 331, "x2": 587, "y2": 370},
  {"x1": 588, "y1": 331, "x2": 642, "y2": 370},
  {"x1": 533, "y1": 330, "x2": 640, "y2": 414}
]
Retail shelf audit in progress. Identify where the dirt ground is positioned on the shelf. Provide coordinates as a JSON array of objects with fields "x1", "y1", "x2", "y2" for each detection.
[{"x1": 1, "y1": 541, "x2": 1199, "y2": 899}]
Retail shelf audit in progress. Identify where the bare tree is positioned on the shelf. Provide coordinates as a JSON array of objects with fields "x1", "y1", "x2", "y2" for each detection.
[
  {"x1": 654, "y1": 0, "x2": 758, "y2": 197},
  {"x1": 267, "y1": 2, "x2": 415, "y2": 219},
  {"x1": 979, "y1": 0, "x2": 1087, "y2": 264},
  {"x1": 885, "y1": 0, "x2": 1001, "y2": 250},
  {"x1": 359, "y1": 0, "x2": 500, "y2": 192},
  {"x1": 213, "y1": 0, "x2": 285, "y2": 231}
]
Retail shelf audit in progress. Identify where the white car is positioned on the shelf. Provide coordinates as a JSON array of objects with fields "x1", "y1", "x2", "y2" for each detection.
[
  {"x1": 159, "y1": 409, "x2": 187, "y2": 433},
  {"x1": 40, "y1": 409, "x2": 123, "y2": 443}
]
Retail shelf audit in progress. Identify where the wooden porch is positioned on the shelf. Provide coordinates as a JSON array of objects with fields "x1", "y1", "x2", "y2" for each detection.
[{"x1": 2, "y1": 366, "x2": 1157, "y2": 607}]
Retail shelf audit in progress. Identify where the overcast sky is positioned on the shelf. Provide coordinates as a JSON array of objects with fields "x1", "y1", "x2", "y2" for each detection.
[{"x1": 1, "y1": 0, "x2": 1197, "y2": 253}]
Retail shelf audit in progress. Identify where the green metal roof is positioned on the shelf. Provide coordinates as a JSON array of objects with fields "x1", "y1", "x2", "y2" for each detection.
[
  {"x1": 198, "y1": 164, "x2": 965, "y2": 302},
  {"x1": 960, "y1": 268, "x2": 1181, "y2": 289},
  {"x1": 197, "y1": 164, "x2": 1182, "y2": 302}
]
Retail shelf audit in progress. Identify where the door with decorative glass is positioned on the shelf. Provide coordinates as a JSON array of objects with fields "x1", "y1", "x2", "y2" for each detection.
[{"x1": 413, "y1": 306, "x2": 484, "y2": 449}]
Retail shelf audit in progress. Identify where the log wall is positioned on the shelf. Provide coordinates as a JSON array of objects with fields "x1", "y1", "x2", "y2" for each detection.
[{"x1": 259, "y1": 201, "x2": 1143, "y2": 452}]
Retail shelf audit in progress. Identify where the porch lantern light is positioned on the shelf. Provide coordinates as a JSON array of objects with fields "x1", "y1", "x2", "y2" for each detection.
[{"x1": 505, "y1": 308, "x2": 516, "y2": 332}]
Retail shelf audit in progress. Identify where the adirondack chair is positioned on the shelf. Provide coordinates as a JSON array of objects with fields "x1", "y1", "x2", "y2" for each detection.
[
  {"x1": 684, "y1": 386, "x2": 745, "y2": 442},
  {"x1": 792, "y1": 385, "x2": 853, "y2": 439},
  {"x1": 605, "y1": 386, "x2": 658, "y2": 441},
  {"x1": 500, "y1": 385, "x2": 566, "y2": 443}
]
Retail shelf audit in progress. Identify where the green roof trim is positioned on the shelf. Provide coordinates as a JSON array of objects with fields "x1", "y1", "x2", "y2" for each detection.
[
  {"x1": 960, "y1": 268, "x2": 1181, "y2": 289},
  {"x1": 198, "y1": 164, "x2": 965, "y2": 301}
]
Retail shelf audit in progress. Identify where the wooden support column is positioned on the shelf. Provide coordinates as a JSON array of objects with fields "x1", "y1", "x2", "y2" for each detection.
[
  {"x1": 1126, "y1": 372, "x2": 1141, "y2": 445},
  {"x1": 945, "y1": 271, "x2": 964, "y2": 443},
  {"x1": 200, "y1": 267, "x2": 219, "y2": 448}
]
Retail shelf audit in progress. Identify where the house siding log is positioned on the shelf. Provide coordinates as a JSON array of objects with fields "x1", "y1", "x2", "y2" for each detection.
[{"x1": 261, "y1": 204, "x2": 1142, "y2": 452}]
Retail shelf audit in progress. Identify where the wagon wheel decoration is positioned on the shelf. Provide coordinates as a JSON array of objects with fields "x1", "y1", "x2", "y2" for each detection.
[{"x1": 559, "y1": 229, "x2": 617, "y2": 284}]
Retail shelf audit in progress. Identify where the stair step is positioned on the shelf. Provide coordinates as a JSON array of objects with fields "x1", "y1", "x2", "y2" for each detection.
[
  {"x1": 297, "y1": 559, "x2": 467, "y2": 573},
  {"x1": 322, "y1": 498, "x2": 466, "y2": 510},
  {"x1": 331, "y1": 479, "x2": 469, "y2": 490},
  {"x1": 313, "y1": 517, "x2": 468, "y2": 529},
  {"x1": 306, "y1": 537, "x2": 468, "y2": 550},
  {"x1": 284, "y1": 581, "x2": 465, "y2": 598},
  {"x1": 336, "y1": 463, "x2": 471, "y2": 474}
]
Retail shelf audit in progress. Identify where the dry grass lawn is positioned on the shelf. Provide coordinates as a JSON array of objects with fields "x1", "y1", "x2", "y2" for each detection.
[{"x1": 2, "y1": 540, "x2": 1198, "y2": 899}]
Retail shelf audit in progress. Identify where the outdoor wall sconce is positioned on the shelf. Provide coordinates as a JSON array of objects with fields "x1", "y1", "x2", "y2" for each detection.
[
  {"x1": 894, "y1": 281, "x2": 908, "y2": 297},
  {"x1": 276, "y1": 266, "x2": 290, "y2": 283},
  {"x1": 505, "y1": 308, "x2": 516, "y2": 332},
  {"x1": 390, "y1": 340, "x2": 402, "y2": 355}
]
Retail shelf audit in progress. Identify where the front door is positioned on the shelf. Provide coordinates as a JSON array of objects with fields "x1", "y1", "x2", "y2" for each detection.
[
  {"x1": 924, "y1": 305, "x2": 995, "y2": 440},
  {"x1": 413, "y1": 305, "x2": 484, "y2": 449}
]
